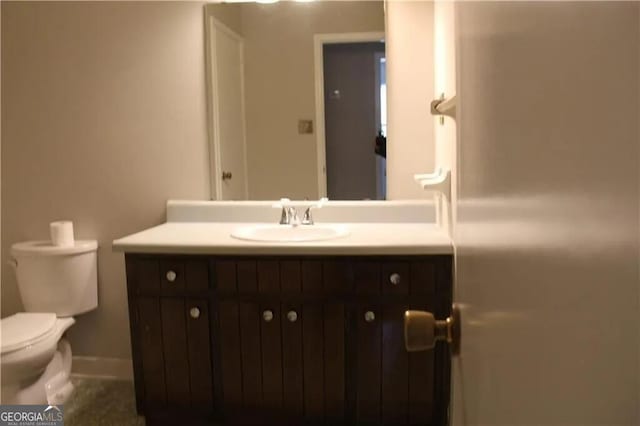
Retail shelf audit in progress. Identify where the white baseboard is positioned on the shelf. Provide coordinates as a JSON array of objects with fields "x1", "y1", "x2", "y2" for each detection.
[{"x1": 71, "y1": 356, "x2": 133, "y2": 381}]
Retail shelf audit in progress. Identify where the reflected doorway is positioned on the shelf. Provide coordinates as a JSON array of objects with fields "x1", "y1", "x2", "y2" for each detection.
[{"x1": 323, "y1": 41, "x2": 386, "y2": 200}]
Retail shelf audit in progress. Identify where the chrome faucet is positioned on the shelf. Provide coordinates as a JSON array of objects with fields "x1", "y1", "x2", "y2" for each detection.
[
  {"x1": 280, "y1": 206, "x2": 299, "y2": 226},
  {"x1": 275, "y1": 197, "x2": 327, "y2": 226}
]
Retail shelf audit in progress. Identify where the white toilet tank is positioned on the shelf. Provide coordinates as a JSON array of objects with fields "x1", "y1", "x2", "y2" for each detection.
[{"x1": 10, "y1": 240, "x2": 98, "y2": 317}]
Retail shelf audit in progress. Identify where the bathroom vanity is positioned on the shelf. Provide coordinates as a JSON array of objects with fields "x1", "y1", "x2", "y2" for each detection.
[{"x1": 114, "y1": 201, "x2": 454, "y2": 426}]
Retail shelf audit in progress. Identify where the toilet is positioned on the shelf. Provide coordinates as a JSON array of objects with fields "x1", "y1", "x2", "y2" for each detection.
[{"x1": 1, "y1": 239, "x2": 98, "y2": 405}]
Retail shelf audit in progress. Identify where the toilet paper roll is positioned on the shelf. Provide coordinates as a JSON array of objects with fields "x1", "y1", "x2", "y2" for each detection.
[{"x1": 50, "y1": 221, "x2": 74, "y2": 247}]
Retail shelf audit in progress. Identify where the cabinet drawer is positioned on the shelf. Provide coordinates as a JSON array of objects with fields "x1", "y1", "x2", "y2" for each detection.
[
  {"x1": 353, "y1": 259, "x2": 438, "y2": 303},
  {"x1": 213, "y1": 259, "x2": 351, "y2": 298},
  {"x1": 126, "y1": 256, "x2": 209, "y2": 294}
]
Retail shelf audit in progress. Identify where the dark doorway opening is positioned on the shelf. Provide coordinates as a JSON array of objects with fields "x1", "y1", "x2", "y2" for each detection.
[{"x1": 323, "y1": 41, "x2": 386, "y2": 200}]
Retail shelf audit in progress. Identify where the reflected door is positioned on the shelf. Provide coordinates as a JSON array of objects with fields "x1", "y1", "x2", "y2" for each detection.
[
  {"x1": 208, "y1": 18, "x2": 248, "y2": 200},
  {"x1": 323, "y1": 42, "x2": 385, "y2": 200}
]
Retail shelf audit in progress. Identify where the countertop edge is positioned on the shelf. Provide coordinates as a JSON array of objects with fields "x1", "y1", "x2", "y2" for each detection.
[{"x1": 112, "y1": 243, "x2": 453, "y2": 256}]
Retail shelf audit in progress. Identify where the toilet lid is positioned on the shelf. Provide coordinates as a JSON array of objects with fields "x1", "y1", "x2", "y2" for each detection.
[
  {"x1": 1, "y1": 313, "x2": 57, "y2": 354},
  {"x1": 11, "y1": 240, "x2": 98, "y2": 257}
]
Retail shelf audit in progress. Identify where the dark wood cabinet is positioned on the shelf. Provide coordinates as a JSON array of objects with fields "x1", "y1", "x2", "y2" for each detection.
[{"x1": 124, "y1": 255, "x2": 453, "y2": 426}]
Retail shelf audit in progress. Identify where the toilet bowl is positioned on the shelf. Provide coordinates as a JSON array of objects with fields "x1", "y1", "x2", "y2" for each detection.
[
  {"x1": 1, "y1": 239, "x2": 98, "y2": 405},
  {"x1": 1, "y1": 314, "x2": 75, "y2": 404}
]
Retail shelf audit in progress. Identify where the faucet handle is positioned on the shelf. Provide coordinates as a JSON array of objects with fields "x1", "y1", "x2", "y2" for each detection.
[
  {"x1": 274, "y1": 198, "x2": 292, "y2": 225},
  {"x1": 302, "y1": 198, "x2": 328, "y2": 225},
  {"x1": 279, "y1": 206, "x2": 290, "y2": 225},
  {"x1": 272, "y1": 198, "x2": 292, "y2": 209},
  {"x1": 301, "y1": 207, "x2": 314, "y2": 225},
  {"x1": 316, "y1": 197, "x2": 328, "y2": 208},
  {"x1": 275, "y1": 199, "x2": 300, "y2": 225}
]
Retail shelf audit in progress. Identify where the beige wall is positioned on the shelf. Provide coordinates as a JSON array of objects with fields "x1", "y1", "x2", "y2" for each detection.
[
  {"x1": 212, "y1": 1, "x2": 384, "y2": 200},
  {"x1": 386, "y1": 1, "x2": 435, "y2": 199},
  {"x1": 1, "y1": 1, "x2": 210, "y2": 359}
]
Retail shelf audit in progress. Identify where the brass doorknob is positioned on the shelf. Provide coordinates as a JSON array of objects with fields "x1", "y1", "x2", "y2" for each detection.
[
  {"x1": 404, "y1": 304, "x2": 460, "y2": 355},
  {"x1": 222, "y1": 171, "x2": 233, "y2": 181}
]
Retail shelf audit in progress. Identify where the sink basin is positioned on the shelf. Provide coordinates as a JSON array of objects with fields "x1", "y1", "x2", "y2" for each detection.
[{"x1": 230, "y1": 224, "x2": 350, "y2": 243}]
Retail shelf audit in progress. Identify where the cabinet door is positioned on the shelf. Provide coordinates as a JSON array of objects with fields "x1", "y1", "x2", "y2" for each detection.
[
  {"x1": 352, "y1": 259, "x2": 443, "y2": 426},
  {"x1": 301, "y1": 261, "x2": 324, "y2": 424},
  {"x1": 214, "y1": 259, "x2": 349, "y2": 424},
  {"x1": 137, "y1": 297, "x2": 167, "y2": 410},
  {"x1": 354, "y1": 261, "x2": 382, "y2": 424},
  {"x1": 257, "y1": 261, "x2": 283, "y2": 415},
  {"x1": 350, "y1": 301, "x2": 416, "y2": 425},
  {"x1": 280, "y1": 261, "x2": 304, "y2": 421},
  {"x1": 215, "y1": 260, "x2": 272, "y2": 423},
  {"x1": 137, "y1": 297, "x2": 213, "y2": 412},
  {"x1": 185, "y1": 299, "x2": 215, "y2": 410}
]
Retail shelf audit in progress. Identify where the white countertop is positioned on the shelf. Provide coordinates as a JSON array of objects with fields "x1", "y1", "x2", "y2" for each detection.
[
  {"x1": 111, "y1": 200, "x2": 453, "y2": 256},
  {"x1": 112, "y1": 222, "x2": 452, "y2": 255}
]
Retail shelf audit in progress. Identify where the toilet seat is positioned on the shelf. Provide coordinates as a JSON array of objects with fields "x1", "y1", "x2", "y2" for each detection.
[{"x1": 1, "y1": 313, "x2": 57, "y2": 354}]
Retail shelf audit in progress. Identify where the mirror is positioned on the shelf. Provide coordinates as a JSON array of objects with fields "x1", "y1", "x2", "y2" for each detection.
[{"x1": 205, "y1": 1, "x2": 387, "y2": 201}]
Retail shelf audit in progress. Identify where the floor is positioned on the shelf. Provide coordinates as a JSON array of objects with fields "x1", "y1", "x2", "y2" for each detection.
[{"x1": 65, "y1": 377, "x2": 144, "y2": 426}]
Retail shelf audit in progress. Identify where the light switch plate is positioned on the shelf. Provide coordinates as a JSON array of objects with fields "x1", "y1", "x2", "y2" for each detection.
[{"x1": 298, "y1": 120, "x2": 313, "y2": 135}]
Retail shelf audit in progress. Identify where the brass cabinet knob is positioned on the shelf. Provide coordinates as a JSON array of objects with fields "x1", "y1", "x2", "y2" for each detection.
[
  {"x1": 190, "y1": 307, "x2": 200, "y2": 319},
  {"x1": 263, "y1": 310, "x2": 274, "y2": 322},
  {"x1": 364, "y1": 311, "x2": 375, "y2": 322},
  {"x1": 166, "y1": 270, "x2": 177, "y2": 282},
  {"x1": 222, "y1": 171, "x2": 233, "y2": 181},
  {"x1": 287, "y1": 311, "x2": 298, "y2": 322},
  {"x1": 389, "y1": 273, "x2": 401, "y2": 285}
]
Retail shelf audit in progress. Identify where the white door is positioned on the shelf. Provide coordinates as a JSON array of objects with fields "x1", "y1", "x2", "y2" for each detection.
[
  {"x1": 451, "y1": 2, "x2": 639, "y2": 424},
  {"x1": 208, "y1": 18, "x2": 248, "y2": 200}
]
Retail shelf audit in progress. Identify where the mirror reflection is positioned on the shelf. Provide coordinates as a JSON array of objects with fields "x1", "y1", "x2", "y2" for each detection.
[{"x1": 205, "y1": 1, "x2": 386, "y2": 201}]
